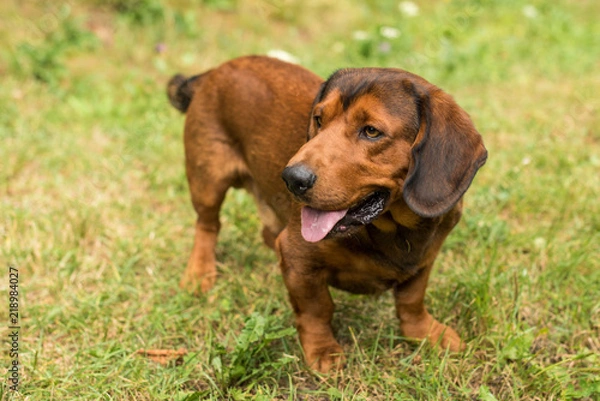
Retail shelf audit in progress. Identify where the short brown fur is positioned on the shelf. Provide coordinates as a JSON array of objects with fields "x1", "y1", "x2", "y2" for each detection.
[{"x1": 168, "y1": 56, "x2": 487, "y2": 373}]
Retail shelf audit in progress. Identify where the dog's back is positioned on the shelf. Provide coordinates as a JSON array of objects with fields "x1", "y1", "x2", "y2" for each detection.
[{"x1": 168, "y1": 56, "x2": 322, "y2": 223}]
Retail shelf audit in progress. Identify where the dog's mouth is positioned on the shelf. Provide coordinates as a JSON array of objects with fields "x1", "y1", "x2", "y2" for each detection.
[{"x1": 300, "y1": 191, "x2": 390, "y2": 243}]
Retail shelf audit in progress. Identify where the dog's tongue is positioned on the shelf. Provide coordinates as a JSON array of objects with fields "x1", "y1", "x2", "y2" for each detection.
[{"x1": 301, "y1": 206, "x2": 348, "y2": 243}]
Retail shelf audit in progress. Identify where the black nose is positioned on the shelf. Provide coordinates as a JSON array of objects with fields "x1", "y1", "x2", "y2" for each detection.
[{"x1": 282, "y1": 164, "x2": 317, "y2": 196}]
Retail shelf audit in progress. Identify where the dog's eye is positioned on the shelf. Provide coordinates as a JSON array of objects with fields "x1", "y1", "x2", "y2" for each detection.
[
  {"x1": 361, "y1": 125, "x2": 383, "y2": 139},
  {"x1": 313, "y1": 115, "x2": 322, "y2": 128}
]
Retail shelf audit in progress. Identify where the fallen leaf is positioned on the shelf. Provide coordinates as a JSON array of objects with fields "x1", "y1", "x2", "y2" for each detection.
[{"x1": 136, "y1": 348, "x2": 188, "y2": 366}]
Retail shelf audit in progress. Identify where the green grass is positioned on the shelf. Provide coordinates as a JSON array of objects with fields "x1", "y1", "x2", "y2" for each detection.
[{"x1": 1, "y1": 0, "x2": 599, "y2": 399}]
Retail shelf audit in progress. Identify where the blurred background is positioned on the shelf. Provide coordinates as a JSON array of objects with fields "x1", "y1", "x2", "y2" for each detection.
[{"x1": 1, "y1": 1, "x2": 599, "y2": 400}]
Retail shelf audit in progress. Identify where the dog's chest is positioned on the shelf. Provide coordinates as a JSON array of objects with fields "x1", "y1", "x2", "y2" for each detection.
[{"x1": 324, "y1": 227, "x2": 432, "y2": 294}]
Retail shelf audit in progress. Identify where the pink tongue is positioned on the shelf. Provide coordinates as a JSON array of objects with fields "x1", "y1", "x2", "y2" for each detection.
[{"x1": 301, "y1": 206, "x2": 348, "y2": 243}]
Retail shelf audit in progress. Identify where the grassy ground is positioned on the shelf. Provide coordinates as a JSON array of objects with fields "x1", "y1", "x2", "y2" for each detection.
[{"x1": 1, "y1": 0, "x2": 599, "y2": 399}]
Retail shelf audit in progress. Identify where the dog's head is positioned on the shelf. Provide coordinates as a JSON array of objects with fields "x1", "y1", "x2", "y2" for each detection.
[{"x1": 282, "y1": 68, "x2": 487, "y2": 242}]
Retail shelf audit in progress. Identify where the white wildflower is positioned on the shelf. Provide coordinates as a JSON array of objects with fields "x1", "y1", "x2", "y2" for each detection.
[
  {"x1": 352, "y1": 30, "x2": 369, "y2": 41},
  {"x1": 380, "y1": 26, "x2": 401, "y2": 39},
  {"x1": 267, "y1": 49, "x2": 299, "y2": 64},
  {"x1": 399, "y1": 1, "x2": 419, "y2": 17},
  {"x1": 521, "y1": 156, "x2": 531, "y2": 166},
  {"x1": 522, "y1": 5, "x2": 539, "y2": 19},
  {"x1": 533, "y1": 237, "x2": 546, "y2": 249}
]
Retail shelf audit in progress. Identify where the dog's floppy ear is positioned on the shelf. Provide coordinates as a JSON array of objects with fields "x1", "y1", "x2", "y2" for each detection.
[{"x1": 403, "y1": 85, "x2": 487, "y2": 218}]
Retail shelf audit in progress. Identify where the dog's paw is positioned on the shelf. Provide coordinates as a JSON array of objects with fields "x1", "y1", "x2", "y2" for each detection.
[
  {"x1": 305, "y1": 344, "x2": 345, "y2": 373},
  {"x1": 179, "y1": 272, "x2": 216, "y2": 295},
  {"x1": 432, "y1": 322, "x2": 465, "y2": 352},
  {"x1": 401, "y1": 316, "x2": 465, "y2": 352}
]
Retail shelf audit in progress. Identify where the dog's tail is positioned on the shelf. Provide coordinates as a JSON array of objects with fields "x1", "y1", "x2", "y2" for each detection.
[{"x1": 167, "y1": 74, "x2": 200, "y2": 113}]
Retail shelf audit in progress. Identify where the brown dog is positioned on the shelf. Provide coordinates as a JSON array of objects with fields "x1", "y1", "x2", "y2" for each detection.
[{"x1": 167, "y1": 55, "x2": 487, "y2": 373}]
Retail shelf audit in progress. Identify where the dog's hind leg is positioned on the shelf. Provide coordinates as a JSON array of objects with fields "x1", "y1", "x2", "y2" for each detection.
[{"x1": 181, "y1": 125, "x2": 248, "y2": 294}]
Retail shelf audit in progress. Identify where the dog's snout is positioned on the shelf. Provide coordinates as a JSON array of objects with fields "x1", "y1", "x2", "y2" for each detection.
[{"x1": 282, "y1": 164, "x2": 317, "y2": 196}]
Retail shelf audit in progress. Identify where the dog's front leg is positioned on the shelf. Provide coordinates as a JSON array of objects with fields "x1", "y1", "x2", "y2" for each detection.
[
  {"x1": 277, "y1": 231, "x2": 344, "y2": 373},
  {"x1": 284, "y1": 268, "x2": 344, "y2": 373},
  {"x1": 393, "y1": 264, "x2": 464, "y2": 352}
]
